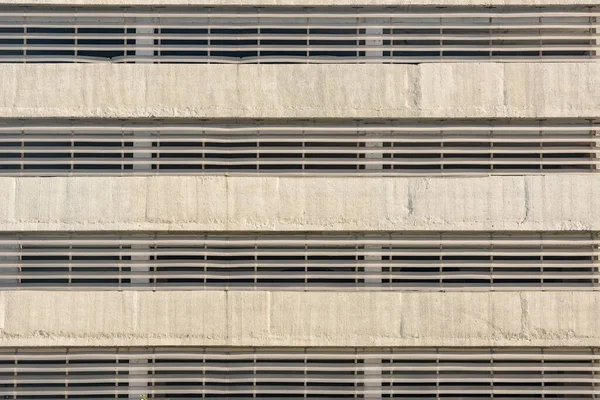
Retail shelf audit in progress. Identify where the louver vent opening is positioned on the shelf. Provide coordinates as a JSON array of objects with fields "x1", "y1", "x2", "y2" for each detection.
[
  {"x1": 0, "y1": 119, "x2": 598, "y2": 176},
  {"x1": 0, "y1": 347, "x2": 597, "y2": 399},
  {"x1": 0, "y1": 232, "x2": 598, "y2": 290},
  {"x1": 0, "y1": 6, "x2": 596, "y2": 63}
]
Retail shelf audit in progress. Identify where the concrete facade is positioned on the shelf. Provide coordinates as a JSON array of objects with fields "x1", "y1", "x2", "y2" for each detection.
[
  {"x1": 0, "y1": 1, "x2": 598, "y2": 395},
  {"x1": 1, "y1": 175, "x2": 599, "y2": 232},
  {"x1": 1, "y1": 291, "x2": 598, "y2": 348},
  {"x1": 0, "y1": 63, "x2": 597, "y2": 119}
]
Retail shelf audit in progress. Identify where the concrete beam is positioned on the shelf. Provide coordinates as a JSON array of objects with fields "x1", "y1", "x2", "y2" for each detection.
[
  {"x1": 1, "y1": 175, "x2": 599, "y2": 232},
  {"x1": 1, "y1": 290, "x2": 599, "y2": 347},
  {"x1": 0, "y1": 63, "x2": 597, "y2": 119}
]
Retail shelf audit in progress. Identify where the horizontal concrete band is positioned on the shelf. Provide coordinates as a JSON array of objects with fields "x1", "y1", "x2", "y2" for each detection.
[
  {"x1": 0, "y1": 0, "x2": 596, "y2": 6},
  {"x1": 0, "y1": 290, "x2": 598, "y2": 347},
  {"x1": 0, "y1": 63, "x2": 597, "y2": 119},
  {"x1": 0, "y1": 175, "x2": 599, "y2": 232}
]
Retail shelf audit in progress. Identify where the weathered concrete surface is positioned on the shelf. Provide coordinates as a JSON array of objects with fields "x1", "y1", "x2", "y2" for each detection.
[
  {"x1": 0, "y1": 64, "x2": 597, "y2": 119},
  {"x1": 0, "y1": 291, "x2": 598, "y2": 347},
  {"x1": 0, "y1": 0, "x2": 597, "y2": 5},
  {"x1": 0, "y1": 174, "x2": 599, "y2": 231}
]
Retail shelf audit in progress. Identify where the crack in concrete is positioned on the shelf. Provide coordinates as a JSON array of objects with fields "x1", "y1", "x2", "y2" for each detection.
[
  {"x1": 520, "y1": 292, "x2": 529, "y2": 337},
  {"x1": 519, "y1": 178, "x2": 531, "y2": 225},
  {"x1": 407, "y1": 184, "x2": 415, "y2": 216}
]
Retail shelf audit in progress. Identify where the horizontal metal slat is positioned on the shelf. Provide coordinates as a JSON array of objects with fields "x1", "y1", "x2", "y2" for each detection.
[
  {"x1": 6, "y1": 10, "x2": 600, "y2": 18},
  {"x1": 0, "y1": 347, "x2": 597, "y2": 399},
  {"x1": 0, "y1": 232, "x2": 597, "y2": 291},
  {"x1": 0, "y1": 119, "x2": 598, "y2": 176},
  {"x1": 0, "y1": 32, "x2": 595, "y2": 41},
  {"x1": 0, "y1": 5, "x2": 595, "y2": 63}
]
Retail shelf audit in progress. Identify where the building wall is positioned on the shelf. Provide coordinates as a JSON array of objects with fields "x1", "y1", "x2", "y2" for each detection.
[{"x1": 0, "y1": 2, "x2": 597, "y2": 395}]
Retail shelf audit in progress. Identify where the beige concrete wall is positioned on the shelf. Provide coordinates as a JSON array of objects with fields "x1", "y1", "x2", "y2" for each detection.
[
  {"x1": 1, "y1": 290, "x2": 598, "y2": 347},
  {"x1": 0, "y1": 0, "x2": 596, "y2": 5},
  {"x1": 0, "y1": 63, "x2": 597, "y2": 119},
  {"x1": 1, "y1": 175, "x2": 599, "y2": 232}
]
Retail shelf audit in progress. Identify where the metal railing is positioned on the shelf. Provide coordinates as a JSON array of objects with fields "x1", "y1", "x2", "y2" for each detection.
[
  {"x1": 0, "y1": 347, "x2": 596, "y2": 398},
  {"x1": 0, "y1": 6, "x2": 597, "y2": 63},
  {"x1": 1, "y1": 119, "x2": 598, "y2": 176},
  {"x1": 0, "y1": 232, "x2": 598, "y2": 290}
]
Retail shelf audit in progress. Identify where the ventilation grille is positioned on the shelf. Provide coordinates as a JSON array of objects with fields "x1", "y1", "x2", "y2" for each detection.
[
  {"x1": 0, "y1": 6, "x2": 597, "y2": 63},
  {"x1": 0, "y1": 347, "x2": 597, "y2": 399},
  {"x1": 1, "y1": 232, "x2": 598, "y2": 290},
  {"x1": 0, "y1": 119, "x2": 598, "y2": 176}
]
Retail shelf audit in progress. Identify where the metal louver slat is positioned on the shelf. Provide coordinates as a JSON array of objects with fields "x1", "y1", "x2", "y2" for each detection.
[
  {"x1": 0, "y1": 119, "x2": 598, "y2": 176},
  {"x1": 0, "y1": 5, "x2": 596, "y2": 63},
  {"x1": 0, "y1": 232, "x2": 597, "y2": 290},
  {"x1": 0, "y1": 347, "x2": 597, "y2": 399}
]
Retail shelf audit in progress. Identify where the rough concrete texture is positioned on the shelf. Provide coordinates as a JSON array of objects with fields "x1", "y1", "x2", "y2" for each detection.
[
  {"x1": 0, "y1": 291, "x2": 598, "y2": 347},
  {"x1": 1, "y1": 174, "x2": 599, "y2": 231},
  {"x1": 0, "y1": 0, "x2": 597, "y2": 5},
  {"x1": 0, "y1": 63, "x2": 597, "y2": 119}
]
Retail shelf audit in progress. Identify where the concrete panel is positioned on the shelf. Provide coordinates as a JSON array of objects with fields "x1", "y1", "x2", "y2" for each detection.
[
  {"x1": 1, "y1": 291, "x2": 599, "y2": 347},
  {"x1": 0, "y1": 0, "x2": 597, "y2": 5},
  {"x1": 1, "y1": 175, "x2": 599, "y2": 232},
  {"x1": 0, "y1": 64, "x2": 597, "y2": 119}
]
